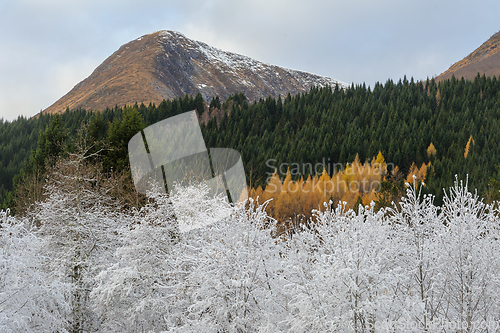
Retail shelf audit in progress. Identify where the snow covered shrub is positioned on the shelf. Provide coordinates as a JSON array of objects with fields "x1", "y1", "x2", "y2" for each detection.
[
  {"x1": 93, "y1": 186, "x2": 284, "y2": 333},
  {"x1": 387, "y1": 180, "x2": 444, "y2": 329},
  {"x1": 437, "y1": 177, "x2": 500, "y2": 330},
  {"x1": 0, "y1": 210, "x2": 70, "y2": 332},
  {"x1": 6, "y1": 152, "x2": 500, "y2": 333},
  {"x1": 169, "y1": 181, "x2": 234, "y2": 233},
  {"x1": 91, "y1": 184, "x2": 185, "y2": 332},
  {"x1": 91, "y1": 181, "x2": 236, "y2": 332},
  {"x1": 280, "y1": 201, "x2": 398, "y2": 333},
  {"x1": 179, "y1": 197, "x2": 284, "y2": 333}
]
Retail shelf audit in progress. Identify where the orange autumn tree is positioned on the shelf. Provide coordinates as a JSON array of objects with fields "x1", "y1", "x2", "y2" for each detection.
[
  {"x1": 405, "y1": 162, "x2": 429, "y2": 187},
  {"x1": 249, "y1": 152, "x2": 390, "y2": 223}
]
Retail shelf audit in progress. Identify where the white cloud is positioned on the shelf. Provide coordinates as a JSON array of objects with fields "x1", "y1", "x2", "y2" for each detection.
[{"x1": 0, "y1": 0, "x2": 499, "y2": 120}]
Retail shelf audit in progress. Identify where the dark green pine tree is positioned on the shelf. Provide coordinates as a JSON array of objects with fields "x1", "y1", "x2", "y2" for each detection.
[
  {"x1": 209, "y1": 96, "x2": 221, "y2": 110},
  {"x1": 104, "y1": 106, "x2": 146, "y2": 173},
  {"x1": 30, "y1": 114, "x2": 68, "y2": 171}
]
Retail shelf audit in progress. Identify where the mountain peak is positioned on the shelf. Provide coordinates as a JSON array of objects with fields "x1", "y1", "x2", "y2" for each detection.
[
  {"x1": 437, "y1": 31, "x2": 500, "y2": 82},
  {"x1": 43, "y1": 31, "x2": 346, "y2": 114}
]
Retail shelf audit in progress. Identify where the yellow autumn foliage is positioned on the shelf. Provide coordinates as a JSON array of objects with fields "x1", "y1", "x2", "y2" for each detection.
[{"x1": 251, "y1": 152, "x2": 390, "y2": 223}]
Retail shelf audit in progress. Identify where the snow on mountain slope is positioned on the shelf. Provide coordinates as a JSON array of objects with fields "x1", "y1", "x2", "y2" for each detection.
[{"x1": 44, "y1": 30, "x2": 347, "y2": 114}]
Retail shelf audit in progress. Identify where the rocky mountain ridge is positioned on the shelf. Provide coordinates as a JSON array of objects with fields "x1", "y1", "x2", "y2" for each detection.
[{"x1": 43, "y1": 30, "x2": 346, "y2": 114}]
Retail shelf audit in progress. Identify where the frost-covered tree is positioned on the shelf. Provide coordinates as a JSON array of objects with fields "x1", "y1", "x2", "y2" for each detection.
[
  {"x1": 91, "y1": 184, "x2": 184, "y2": 332},
  {"x1": 388, "y1": 179, "x2": 444, "y2": 329},
  {"x1": 93, "y1": 185, "x2": 284, "y2": 333},
  {"x1": 29, "y1": 128, "x2": 125, "y2": 332},
  {"x1": 0, "y1": 211, "x2": 70, "y2": 332},
  {"x1": 181, "y1": 197, "x2": 283, "y2": 333},
  {"x1": 91, "y1": 181, "x2": 232, "y2": 332},
  {"x1": 170, "y1": 181, "x2": 234, "y2": 233},
  {"x1": 280, "y1": 201, "x2": 399, "y2": 333},
  {"x1": 438, "y1": 177, "x2": 500, "y2": 330},
  {"x1": 5, "y1": 163, "x2": 500, "y2": 333}
]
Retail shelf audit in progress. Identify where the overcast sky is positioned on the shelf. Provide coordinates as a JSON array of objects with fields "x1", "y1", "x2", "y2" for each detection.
[{"x1": 0, "y1": 0, "x2": 498, "y2": 120}]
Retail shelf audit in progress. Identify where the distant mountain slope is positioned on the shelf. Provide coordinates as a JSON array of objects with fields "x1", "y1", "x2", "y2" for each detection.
[
  {"x1": 437, "y1": 31, "x2": 500, "y2": 82},
  {"x1": 43, "y1": 31, "x2": 346, "y2": 114}
]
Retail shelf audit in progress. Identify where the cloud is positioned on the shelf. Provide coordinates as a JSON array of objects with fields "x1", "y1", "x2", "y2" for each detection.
[{"x1": 0, "y1": 0, "x2": 498, "y2": 120}]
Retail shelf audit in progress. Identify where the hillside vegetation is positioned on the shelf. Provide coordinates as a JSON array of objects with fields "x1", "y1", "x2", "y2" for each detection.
[{"x1": 1, "y1": 74, "x2": 500, "y2": 214}]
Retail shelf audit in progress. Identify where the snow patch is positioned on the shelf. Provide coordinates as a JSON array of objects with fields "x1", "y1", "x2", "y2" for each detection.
[{"x1": 155, "y1": 30, "x2": 348, "y2": 89}]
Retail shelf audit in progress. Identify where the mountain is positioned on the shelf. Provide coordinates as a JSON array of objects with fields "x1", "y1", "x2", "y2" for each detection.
[
  {"x1": 437, "y1": 31, "x2": 500, "y2": 82},
  {"x1": 43, "y1": 30, "x2": 346, "y2": 114}
]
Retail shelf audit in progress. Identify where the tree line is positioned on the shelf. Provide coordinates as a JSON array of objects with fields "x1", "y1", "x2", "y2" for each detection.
[
  {"x1": 200, "y1": 75, "x2": 500, "y2": 207},
  {"x1": 1, "y1": 74, "x2": 500, "y2": 212}
]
